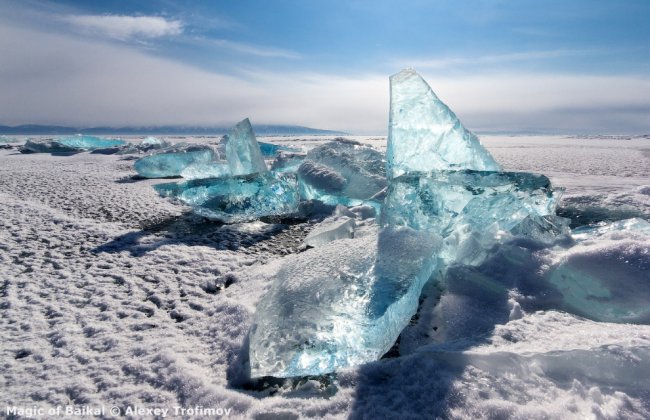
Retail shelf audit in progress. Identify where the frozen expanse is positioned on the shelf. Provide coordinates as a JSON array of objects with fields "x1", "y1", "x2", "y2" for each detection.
[{"x1": 1, "y1": 135, "x2": 649, "y2": 418}]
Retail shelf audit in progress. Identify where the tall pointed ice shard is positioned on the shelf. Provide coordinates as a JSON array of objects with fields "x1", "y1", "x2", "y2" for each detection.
[
  {"x1": 225, "y1": 118, "x2": 268, "y2": 176},
  {"x1": 387, "y1": 68, "x2": 501, "y2": 178}
]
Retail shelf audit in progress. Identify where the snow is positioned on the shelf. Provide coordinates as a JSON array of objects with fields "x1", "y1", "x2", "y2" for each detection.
[{"x1": 1, "y1": 134, "x2": 649, "y2": 418}]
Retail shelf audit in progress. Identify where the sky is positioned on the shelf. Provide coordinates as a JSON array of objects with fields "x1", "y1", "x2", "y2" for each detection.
[{"x1": 0, "y1": 0, "x2": 649, "y2": 134}]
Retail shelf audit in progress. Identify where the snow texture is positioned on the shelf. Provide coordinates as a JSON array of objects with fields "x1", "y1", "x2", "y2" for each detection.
[{"x1": 1, "y1": 134, "x2": 649, "y2": 419}]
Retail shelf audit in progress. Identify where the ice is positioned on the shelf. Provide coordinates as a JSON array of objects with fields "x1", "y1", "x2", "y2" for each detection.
[
  {"x1": 56, "y1": 135, "x2": 126, "y2": 150},
  {"x1": 382, "y1": 170, "x2": 568, "y2": 265},
  {"x1": 152, "y1": 119, "x2": 273, "y2": 180},
  {"x1": 224, "y1": 118, "x2": 268, "y2": 176},
  {"x1": 387, "y1": 69, "x2": 501, "y2": 178},
  {"x1": 21, "y1": 139, "x2": 81, "y2": 154},
  {"x1": 248, "y1": 73, "x2": 568, "y2": 378},
  {"x1": 303, "y1": 207, "x2": 356, "y2": 247},
  {"x1": 249, "y1": 225, "x2": 440, "y2": 378},
  {"x1": 0, "y1": 136, "x2": 17, "y2": 143},
  {"x1": 259, "y1": 141, "x2": 299, "y2": 157},
  {"x1": 297, "y1": 139, "x2": 386, "y2": 208},
  {"x1": 154, "y1": 172, "x2": 300, "y2": 223},
  {"x1": 270, "y1": 151, "x2": 306, "y2": 173},
  {"x1": 115, "y1": 136, "x2": 172, "y2": 155},
  {"x1": 544, "y1": 218, "x2": 650, "y2": 323},
  {"x1": 180, "y1": 162, "x2": 231, "y2": 180},
  {"x1": 20, "y1": 136, "x2": 125, "y2": 153},
  {"x1": 134, "y1": 144, "x2": 216, "y2": 178}
]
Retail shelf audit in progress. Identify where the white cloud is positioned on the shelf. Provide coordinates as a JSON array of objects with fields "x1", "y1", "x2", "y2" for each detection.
[
  {"x1": 209, "y1": 39, "x2": 301, "y2": 59},
  {"x1": 397, "y1": 49, "x2": 592, "y2": 70},
  {"x1": 61, "y1": 14, "x2": 183, "y2": 41},
  {"x1": 0, "y1": 23, "x2": 648, "y2": 134}
]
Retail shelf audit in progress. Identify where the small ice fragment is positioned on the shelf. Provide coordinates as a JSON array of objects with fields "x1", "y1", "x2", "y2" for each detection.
[{"x1": 303, "y1": 215, "x2": 356, "y2": 247}]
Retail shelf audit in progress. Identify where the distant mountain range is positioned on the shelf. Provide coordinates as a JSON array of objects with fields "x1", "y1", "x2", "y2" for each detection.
[{"x1": 0, "y1": 124, "x2": 348, "y2": 136}]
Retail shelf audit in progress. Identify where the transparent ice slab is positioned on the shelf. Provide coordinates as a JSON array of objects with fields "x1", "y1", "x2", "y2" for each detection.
[{"x1": 249, "y1": 225, "x2": 440, "y2": 378}]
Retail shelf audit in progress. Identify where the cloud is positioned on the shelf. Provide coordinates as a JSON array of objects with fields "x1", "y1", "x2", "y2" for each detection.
[
  {"x1": 209, "y1": 39, "x2": 301, "y2": 59},
  {"x1": 61, "y1": 14, "x2": 183, "y2": 41},
  {"x1": 0, "y1": 22, "x2": 648, "y2": 134},
  {"x1": 397, "y1": 49, "x2": 592, "y2": 70}
]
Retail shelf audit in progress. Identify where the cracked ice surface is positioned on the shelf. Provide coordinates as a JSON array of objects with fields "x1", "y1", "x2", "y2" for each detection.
[{"x1": 387, "y1": 69, "x2": 501, "y2": 178}]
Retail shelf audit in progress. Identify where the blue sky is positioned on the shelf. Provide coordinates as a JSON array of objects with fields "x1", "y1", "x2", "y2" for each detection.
[{"x1": 0, "y1": 0, "x2": 649, "y2": 133}]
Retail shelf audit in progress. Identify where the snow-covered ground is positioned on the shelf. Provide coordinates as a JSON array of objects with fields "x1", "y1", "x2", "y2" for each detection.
[{"x1": 1, "y1": 135, "x2": 649, "y2": 419}]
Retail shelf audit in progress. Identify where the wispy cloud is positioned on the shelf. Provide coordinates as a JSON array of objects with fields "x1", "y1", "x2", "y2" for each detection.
[
  {"x1": 398, "y1": 49, "x2": 593, "y2": 70},
  {"x1": 61, "y1": 14, "x2": 183, "y2": 41},
  {"x1": 206, "y1": 38, "x2": 301, "y2": 59}
]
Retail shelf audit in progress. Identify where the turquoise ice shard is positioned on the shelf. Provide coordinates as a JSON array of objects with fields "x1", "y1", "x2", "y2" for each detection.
[
  {"x1": 154, "y1": 172, "x2": 300, "y2": 223},
  {"x1": 387, "y1": 68, "x2": 501, "y2": 178},
  {"x1": 225, "y1": 118, "x2": 268, "y2": 176},
  {"x1": 134, "y1": 144, "x2": 216, "y2": 178},
  {"x1": 248, "y1": 225, "x2": 440, "y2": 378}
]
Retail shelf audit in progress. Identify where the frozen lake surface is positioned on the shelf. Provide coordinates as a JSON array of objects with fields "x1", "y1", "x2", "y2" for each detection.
[{"x1": 1, "y1": 135, "x2": 649, "y2": 418}]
